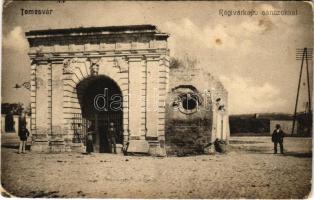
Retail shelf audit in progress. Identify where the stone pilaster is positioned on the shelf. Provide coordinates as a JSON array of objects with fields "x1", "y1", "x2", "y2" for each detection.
[
  {"x1": 50, "y1": 59, "x2": 67, "y2": 152},
  {"x1": 144, "y1": 55, "x2": 167, "y2": 156},
  {"x1": 127, "y1": 56, "x2": 149, "y2": 153},
  {"x1": 155, "y1": 56, "x2": 169, "y2": 156},
  {"x1": 30, "y1": 63, "x2": 37, "y2": 135},
  {"x1": 146, "y1": 56, "x2": 159, "y2": 140},
  {"x1": 31, "y1": 60, "x2": 50, "y2": 152},
  {"x1": 62, "y1": 72, "x2": 75, "y2": 142},
  {"x1": 119, "y1": 57, "x2": 130, "y2": 148}
]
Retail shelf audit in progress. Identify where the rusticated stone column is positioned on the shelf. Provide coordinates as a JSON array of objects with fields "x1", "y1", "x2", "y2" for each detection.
[{"x1": 30, "y1": 60, "x2": 50, "y2": 152}]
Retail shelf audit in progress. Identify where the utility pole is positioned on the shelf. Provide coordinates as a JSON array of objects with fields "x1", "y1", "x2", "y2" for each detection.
[{"x1": 292, "y1": 48, "x2": 313, "y2": 135}]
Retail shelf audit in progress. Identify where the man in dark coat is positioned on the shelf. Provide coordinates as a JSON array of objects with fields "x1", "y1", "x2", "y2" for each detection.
[
  {"x1": 108, "y1": 122, "x2": 117, "y2": 154},
  {"x1": 86, "y1": 122, "x2": 94, "y2": 154},
  {"x1": 272, "y1": 124, "x2": 285, "y2": 154},
  {"x1": 18, "y1": 112, "x2": 29, "y2": 154}
]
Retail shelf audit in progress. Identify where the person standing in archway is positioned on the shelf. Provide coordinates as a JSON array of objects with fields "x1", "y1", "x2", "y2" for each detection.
[
  {"x1": 86, "y1": 122, "x2": 94, "y2": 154},
  {"x1": 108, "y1": 122, "x2": 117, "y2": 154}
]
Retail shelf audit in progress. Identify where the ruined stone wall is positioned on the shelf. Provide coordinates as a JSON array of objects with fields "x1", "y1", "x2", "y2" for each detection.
[
  {"x1": 165, "y1": 63, "x2": 229, "y2": 155},
  {"x1": 165, "y1": 93, "x2": 213, "y2": 155}
]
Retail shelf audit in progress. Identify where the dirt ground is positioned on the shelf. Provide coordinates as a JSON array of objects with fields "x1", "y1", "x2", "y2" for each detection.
[{"x1": 1, "y1": 136, "x2": 312, "y2": 199}]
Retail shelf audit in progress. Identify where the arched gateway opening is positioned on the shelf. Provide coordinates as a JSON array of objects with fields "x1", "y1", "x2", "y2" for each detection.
[{"x1": 76, "y1": 75, "x2": 123, "y2": 153}]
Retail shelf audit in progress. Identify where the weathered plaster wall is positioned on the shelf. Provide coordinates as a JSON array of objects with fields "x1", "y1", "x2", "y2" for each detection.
[{"x1": 165, "y1": 63, "x2": 229, "y2": 155}]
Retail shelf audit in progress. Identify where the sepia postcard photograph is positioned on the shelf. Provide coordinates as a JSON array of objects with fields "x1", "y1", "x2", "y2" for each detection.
[{"x1": 1, "y1": 0, "x2": 313, "y2": 199}]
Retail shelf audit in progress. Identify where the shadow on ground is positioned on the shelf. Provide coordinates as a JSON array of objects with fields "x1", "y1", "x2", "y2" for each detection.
[
  {"x1": 26, "y1": 191, "x2": 68, "y2": 198},
  {"x1": 283, "y1": 152, "x2": 312, "y2": 158},
  {"x1": 1, "y1": 145, "x2": 31, "y2": 150},
  {"x1": 229, "y1": 146, "x2": 312, "y2": 158}
]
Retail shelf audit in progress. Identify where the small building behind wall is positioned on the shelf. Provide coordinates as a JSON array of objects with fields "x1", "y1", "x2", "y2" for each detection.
[
  {"x1": 1, "y1": 114, "x2": 31, "y2": 147},
  {"x1": 165, "y1": 58, "x2": 230, "y2": 155}
]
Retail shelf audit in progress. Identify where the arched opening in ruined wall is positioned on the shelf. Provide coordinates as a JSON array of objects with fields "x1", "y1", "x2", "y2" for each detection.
[
  {"x1": 166, "y1": 85, "x2": 213, "y2": 155},
  {"x1": 76, "y1": 75, "x2": 123, "y2": 153}
]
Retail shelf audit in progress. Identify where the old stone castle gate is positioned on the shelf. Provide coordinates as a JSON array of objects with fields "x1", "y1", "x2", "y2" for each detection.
[{"x1": 26, "y1": 25, "x2": 170, "y2": 155}]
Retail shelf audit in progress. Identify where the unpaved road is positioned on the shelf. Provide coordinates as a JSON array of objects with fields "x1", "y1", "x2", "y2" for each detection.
[{"x1": 1, "y1": 136, "x2": 312, "y2": 198}]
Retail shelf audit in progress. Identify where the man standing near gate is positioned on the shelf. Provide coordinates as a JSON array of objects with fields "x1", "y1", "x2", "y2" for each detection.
[
  {"x1": 108, "y1": 122, "x2": 117, "y2": 154},
  {"x1": 18, "y1": 112, "x2": 29, "y2": 154},
  {"x1": 272, "y1": 124, "x2": 285, "y2": 154}
]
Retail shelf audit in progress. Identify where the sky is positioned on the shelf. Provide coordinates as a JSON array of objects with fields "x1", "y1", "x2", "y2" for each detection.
[{"x1": 2, "y1": 1, "x2": 313, "y2": 114}]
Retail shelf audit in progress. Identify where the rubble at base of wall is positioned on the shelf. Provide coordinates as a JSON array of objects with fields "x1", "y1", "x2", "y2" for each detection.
[
  {"x1": 165, "y1": 140, "x2": 228, "y2": 156},
  {"x1": 204, "y1": 145, "x2": 216, "y2": 155},
  {"x1": 214, "y1": 139, "x2": 228, "y2": 153},
  {"x1": 148, "y1": 144, "x2": 167, "y2": 157}
]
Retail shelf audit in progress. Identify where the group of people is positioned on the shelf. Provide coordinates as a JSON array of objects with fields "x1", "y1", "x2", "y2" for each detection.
[
  {"x1": 17, "y1": 115, "x2": 285, "y2": 154},
  {"x1": 16, "y1": 117, "x2": 117, "y2": 154},
  {"x1": 85, "y1": 122, "x2": 117, "y2": 154}
]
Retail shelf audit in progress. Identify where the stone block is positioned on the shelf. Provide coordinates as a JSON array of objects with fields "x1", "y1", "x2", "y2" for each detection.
[
  {"x1": 127, "y1": 140, "x2": 149, "y2": 154},
  {"x1": 71, "y1": 142, "x2": 85, "y2": 153},
  {"x1": 116, "y1": 144, "x2": 123, "y2": 154}
]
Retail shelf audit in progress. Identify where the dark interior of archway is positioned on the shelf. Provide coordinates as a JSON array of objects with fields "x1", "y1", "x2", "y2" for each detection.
[{"x1": 76, "y1": 76, "x2": 123, "y2": 152}]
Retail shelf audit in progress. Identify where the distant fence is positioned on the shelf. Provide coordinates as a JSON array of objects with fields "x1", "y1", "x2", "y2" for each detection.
[
  {"x1": 230, "y1": 114, "x2": 312, "y2": 137},
  {"x1": 229, "y1": 118, "x2": 269, "y2": 134}
]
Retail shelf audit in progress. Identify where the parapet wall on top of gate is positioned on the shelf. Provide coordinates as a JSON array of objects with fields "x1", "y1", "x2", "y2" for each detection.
[{"x1": 26, "y1": 24, "x2": 169, "y2": 56}]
